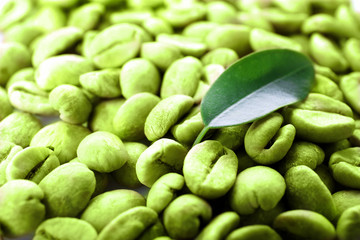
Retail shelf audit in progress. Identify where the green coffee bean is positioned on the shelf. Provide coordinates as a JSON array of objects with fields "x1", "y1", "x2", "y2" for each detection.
[
  {"x1": 295, "y1": 36, "x2": 313, "y2": 56},
  {"x1": 0, "y1": 112, "x2": 42, "y2": 147},
  {"x1": 6, "y1": 67, "x2": 34, "y2": 89},
  {"x1": 182, "y1": 21, "x2": 220, "y2": 41},
  {"x1": 196, "y1": 211, "x2": 240, "y2": 240},
  {"x1": 0, "y1": 145, "x2": 22, "y2": 187},
  {"x1": 30, "y1": 121, "x2": 90, "y2": 164},
  {"x1": 79, "y1": 29, "x2": 97, "y2": 53},
  {"x1": 157, "y1": 33, "x2": 207, "y2": 57},
  {"x1": 25, "y1": 6, "x2": 66, "y2": 32},
  {"x1": 301, "y1": 14, "x2": 346, "y2": 37},
  {"x1": 0, "y1": 0, "x2": 33, "y2": 30},
  {"x1": 81, "y1": 189, "x2": 145, "y2": 232},
  {"x1": 244, "y1": 112, "x2": 296, "y2": 165},
  {"x1": 340, "y1": 72, "x2": 360, "y2": 114},
  {"x1": 183, "y1": 140, "x2": 238, "y2": 199},
  {"x1": 193, "y1": 80, "x2": 210, "y2": 102},
  {"x1": 329, "y1": 147, "x2": 360, "y2": 189},
  {"x1": 193, "y1": 80, "x2": 210, "y2": 101},
  {"x1": 32, "y1": 26, "x2": 83, "y2": 67},
  {"x1": 336, "y1": 205, "x2": 360, "y2": 240},
  {"x1": 0, "y1": 141, "x2": 16, "y2": 162},
  {"x1": 80, "y1": 69, "x2": 121, "y2": 98},
  {"x1": 68, "y1": 3, "x2": 105, "y2": 31},
  {"x1": 295, "y1": 93, "x2": 352, "y2": 117},
  {"x1": 193, "y1": 80, "x2": 210, "y2": 104},
  {"x1": 235, "y1": 12, "x2": 274, "y2": 32},
  {"x1": 147, "y1": 173, "x2": 185, "y2": 213},
  {"x1": 85, "y1": 23, "x2": 151, "y2": 68},
  {"x1": 9, "y1": 80, "x2": 57, "y2": 116},
  {"x1": 212, "y1": 124, "x2": 250, "y2": 151},
  {"x1": 343, "y1": 38, "x2": 360, "y2": 72},
  {"x1": 277, "y1": 141, "x2": 325, "y2": 175},
  {"x1": 49, "y1": 84, "x2": 92, "y2": 124},
  {"x1": 77, "y1": 131, "x2": 129, "y2": 173},
  {"x1": 89, "y1": 98, "x2": 125, "y2": 134},
  {"x1": 144, "y1": 94, "x2": 194, "y2": 141},
  {"x1": 157, "y1": 2, "x2": 206, "y2": 28},
  {"x1": 201, "y1": 48, "x2": 239, "y2": 68},
  {"x1": 163, "y1": 194, "x2": 212, "y2": 239},
  {"x1": 260, "y1": 8, "x2": 307, "y2": 34},
  {"x1": 33, "y1": 217, "x2": 97, "y2": 240},
  {"x1": 112, "y1": 142, "x2": 147, "y2": 188},
  {"x1": 6, "y1": 146, "x2": 59, "y2": 184},
  {"x1": 120, "y1": 58, "x2": 161, "y2": 99},
  {"x1": 206, "y1": 24, "x2": 251, "y2": 56},
  {"x1": 0, "y1": 180, "x2": 45, "y2": 238},
  {"x1": 142, "y1": 17, "x2": 173, "y2": 36},
  {"x1": 335, "y1": 4, "x2": 360, "y2": 39},
  {"x1": 4, "y1": 23, "x2": 43, "y2": 46},
  {"x1": 39, "y1": 162, "x2": 95, "y2": 218},
  {"x1": 0, "y1": 42, "x2": 31, "y2": 85},
  {"x1": 206, "y1": 1, "x2": 237, "y2": 24},
  {"x1": 250, "y1": 28, "x2": 303, "y2": 52},
  {"x1": 285, "y1": 165, "x2": 336, "y2": 220},
  {"x1": 230, "y1": 166, "x2": 286, "y2": 215},
  {"x1": 273, "y1": 210, "x2": 336, "y2": 240},
  {"x1": 311, "y1": 74, "x2": 344, "y2": 101},
  {"x1": 171, "y1": 111, "x2": 204, "y2": 146},
  {"x1": 226, "y1": 225, "x2": 282, "y2": 240},
  {"x1": 98, "y1": 206, "x2": 158, "y2": 240},
  {"x1": 136, "y1": 138, "x2": 187, "y2": 187},
  {"x1": 113, "y1": 93, "x2": 160, "y2": 141},
  {"x1": 203, "y1": 63, "x2": 225, "y2": 85},
  {"x1": 309, "y1": 33, "x2": 348, "y2": 73},
  {"x1": 141, "y1": 42, "x2": 182, "y2": 71},
  {"x1": 35, "y1": 54, "x2": 94, "y2": 91},
  {"x1": 283, "y1": 95, "x2": 355, "y2": 143},
  {"x1": 314, "y1": 64, "x2": 339, "y2": 83},
  {"x1": 333, "y1": 190, "x2": 360, "y2": 220},
  {"x1": 161, "y1": 56, "x2": 202, "y2": 98}
]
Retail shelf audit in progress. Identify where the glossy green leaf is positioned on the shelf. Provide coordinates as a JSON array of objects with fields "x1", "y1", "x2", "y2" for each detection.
[{"x1": 194, "y1": 49, "x2": 315, "y2": 145}]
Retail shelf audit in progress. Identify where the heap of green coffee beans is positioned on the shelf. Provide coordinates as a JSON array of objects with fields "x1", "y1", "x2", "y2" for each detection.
[{"x1": 0, "y1": 0, "x2": 359, "y2": 239}]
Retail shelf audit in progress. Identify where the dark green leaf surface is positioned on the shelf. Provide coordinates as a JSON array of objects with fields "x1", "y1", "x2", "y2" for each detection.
[{"x1": 195, "y1": 49, "x2": 314, "y2": 145}]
